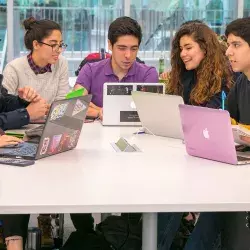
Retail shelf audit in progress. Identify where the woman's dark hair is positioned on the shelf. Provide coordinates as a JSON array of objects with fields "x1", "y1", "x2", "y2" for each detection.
[
  {"x1": 23, "y1": 17, "x2": 61, "y2": 51},
  {"x1": 108, "y1": 16, "x2": 142, "y2": 46},
  {"x1": 167, "y1": 22, "x2": 232, "y2": 105}
]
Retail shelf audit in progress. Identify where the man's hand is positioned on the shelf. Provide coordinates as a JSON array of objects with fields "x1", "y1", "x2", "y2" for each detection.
[
  {"x1": 18, "y1": 87, "x2": 41, "y2": 102},
  {"x1": 98, "y1": 108, "x2": 103, "y2": 121},
  {"x1": 26, "y1": 100, "x2": 48, "y2": 120},
  {"x1": 159, "y1": 71, "x2": 170, "y2": 80},
  {"x1": 45, "y1": 104, "x2": 51, "y2": 115},
  {"x1": 0, "y1": 135, "x2": 23, "y2": 147}
]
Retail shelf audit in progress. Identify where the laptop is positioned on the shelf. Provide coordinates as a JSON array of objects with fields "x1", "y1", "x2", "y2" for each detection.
[
  {"x1": 102, "y1": 82, "x2": 165, "y2": 126},
  {"x1": 179, "y1": 104, "x2": 250, "y2": 165},
  {"x1": 132, "y1": 91, "x2": 184, "y2": 139},
  {"x1": 0, "y1": 95, "x2": 92, "y2": 160}
]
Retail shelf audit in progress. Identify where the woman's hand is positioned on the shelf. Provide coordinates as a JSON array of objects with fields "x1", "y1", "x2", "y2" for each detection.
[
  {"x1": 159, "y1": 71, "x2": 170, "y2": 80},
  {"x1": 18, "y1": 86, "x2": 41, "y2": 103}
]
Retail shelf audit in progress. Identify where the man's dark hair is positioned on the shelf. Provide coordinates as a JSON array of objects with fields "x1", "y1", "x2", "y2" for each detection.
[
  {"x1": 23, "y1": 16, "x2": 61, "y2": 51},
  {"x1": 108, "y1": 16, "x2": 142, "y2": 46},
  {"x1": 180, "y1": 19, "x2": 204, "y2": 27},
  {"x1": 225, "y1": 17, "x2": 250, "y2": 46}
]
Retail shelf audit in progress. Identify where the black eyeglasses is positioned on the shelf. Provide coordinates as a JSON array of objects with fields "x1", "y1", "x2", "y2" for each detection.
[{"x1": 38, "y1": 41, "x2": 67, "y2": 52}]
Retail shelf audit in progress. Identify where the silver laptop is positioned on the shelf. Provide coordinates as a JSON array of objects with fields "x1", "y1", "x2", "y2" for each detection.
[
  {"x1": 132, "y1": 91, "x2": 184, "y2": 139},
  {"x1": 102, "y1": 82, "x2": 165, "y2": 126}
]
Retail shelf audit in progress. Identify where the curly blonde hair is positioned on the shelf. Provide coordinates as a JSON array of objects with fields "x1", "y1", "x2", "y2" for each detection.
[{"x1": 167, "y1": 23, "x2": 232, "y2": 105}]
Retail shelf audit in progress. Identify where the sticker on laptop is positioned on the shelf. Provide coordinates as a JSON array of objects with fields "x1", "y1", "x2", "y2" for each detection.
[
  {"x1": 72, "y1": 99, "x2": 86, "y2": 116},
  {"x1": 40, "y1": 137, "x2": 50, "y2": 155},
  {"x1": 49, "y1": 134, "x2": 62, "y2": 154},
  {"x1": 58, "y1": 133, "x2": 70, "y2": 152},
  {"x1": 137, "y1": 85, "x2": 164, "y2": 93},
  {"x1": 68, "y1": 130, "x2": 80, "y2": 148},
  {"x1": 107, "y1": 85, "x2": 133, "y2": 95},
  {"x1": 50, "y1": 103, "x2": 69, "y2": 121}
]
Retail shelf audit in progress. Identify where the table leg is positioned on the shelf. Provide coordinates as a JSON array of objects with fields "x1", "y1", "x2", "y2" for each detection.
[
  {"x1": 101, "y1": 213, "x2": 112, "y2": 221},
  {"x1": 142, "y1": 213, "x2": 157, "y2": 250}
]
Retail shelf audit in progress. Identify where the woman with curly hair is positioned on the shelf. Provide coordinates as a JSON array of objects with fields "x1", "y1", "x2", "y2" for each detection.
[
  {"x1": 166, "y1": 22, "x2": 232, "y2": 108},
  {"x1": 157, "y1": 22, "x2": 234, "y2": 250}
]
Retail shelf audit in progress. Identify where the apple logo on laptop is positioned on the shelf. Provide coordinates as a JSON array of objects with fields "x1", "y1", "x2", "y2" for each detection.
[
  {"x1": 130, "y1": 101, "x2": 136, "y2": 109},
  {"x1": 203, "y1": 128, "x2": 210, "y2": 139}
]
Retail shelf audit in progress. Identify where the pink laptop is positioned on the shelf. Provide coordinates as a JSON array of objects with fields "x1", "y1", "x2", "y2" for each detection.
[{"x1": 179, "y1": 104, "x2": 250, "y2": 165}]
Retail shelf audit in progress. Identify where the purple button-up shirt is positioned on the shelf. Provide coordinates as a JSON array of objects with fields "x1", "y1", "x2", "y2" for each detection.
[{"x1": 76, "y1": 58, "x2": 158, "y2": 107}]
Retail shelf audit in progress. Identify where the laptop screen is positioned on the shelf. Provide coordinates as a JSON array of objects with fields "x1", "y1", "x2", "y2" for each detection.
[{"x1": 35, "y1": 95, "x2": 91, "y2": 159}]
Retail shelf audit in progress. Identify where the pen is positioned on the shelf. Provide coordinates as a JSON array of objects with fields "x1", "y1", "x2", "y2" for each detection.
[
  {"x1": 221, "y1": 91, "x2": 227, "y2": 110},
  {"x1": 133, "y1": 131, "x2": 145, "y2": 135}
]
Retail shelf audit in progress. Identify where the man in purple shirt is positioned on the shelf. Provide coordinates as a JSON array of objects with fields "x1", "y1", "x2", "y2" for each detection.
[{"x1": 74, "y1": 16, "x2": 158, "y2": 119}]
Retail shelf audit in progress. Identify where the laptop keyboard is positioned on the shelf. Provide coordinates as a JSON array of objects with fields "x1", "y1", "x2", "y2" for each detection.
[{"x1": 3, "y1": 143, "x2": 38, "y2": 157}]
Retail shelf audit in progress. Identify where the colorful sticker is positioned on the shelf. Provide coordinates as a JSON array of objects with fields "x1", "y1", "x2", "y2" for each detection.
[
  {"x1": 40, "y1": 137, "x2": 50, "y2": 155},
  {"x1": 72, "y1": 99, "x2": 86, "y2": 116},
  {"x1": 50, "y1": 103, "x2": 68, "y2": 121},
  {"x1": 49, "y1": 134, "x2": 62, "y2": 154},
  {"x1": 68, "y1": 130, "x2": 80, "y2": 148},
  {"x1": 58, "y1": 133, "x2": 70, "y2": 152}
]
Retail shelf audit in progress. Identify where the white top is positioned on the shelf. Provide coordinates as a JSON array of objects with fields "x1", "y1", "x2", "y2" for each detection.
[
  {"x1": 0, "y1": 123, "x2": 250, "y2": 214},
  {"x1": 2, "y1": 55, "x2": 69, "y2": 104}
]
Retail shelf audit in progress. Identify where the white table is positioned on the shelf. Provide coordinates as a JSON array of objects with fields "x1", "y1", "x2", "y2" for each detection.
[{"x1": 1, "y1": 122, "x2": 250, "y2": 250}]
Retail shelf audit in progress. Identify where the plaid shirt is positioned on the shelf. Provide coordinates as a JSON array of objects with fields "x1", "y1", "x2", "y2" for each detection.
[{"x1": 27, "y1": 53, "x2": 52, "y2": 75}]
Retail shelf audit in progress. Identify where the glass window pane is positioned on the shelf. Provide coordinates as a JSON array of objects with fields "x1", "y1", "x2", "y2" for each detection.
[
  {"x1": 244, "y1": 0, "x2": 250, "y2": 16},
  {"x1": 0, "y1": 1, "x2": 6, "y2": 51}
]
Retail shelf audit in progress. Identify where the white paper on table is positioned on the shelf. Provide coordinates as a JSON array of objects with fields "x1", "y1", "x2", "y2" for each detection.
[{"x1": 232, "y1": 125, "x2": 250, "y2": 146}]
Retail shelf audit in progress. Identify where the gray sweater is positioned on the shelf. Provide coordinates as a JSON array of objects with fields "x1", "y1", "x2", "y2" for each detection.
[{"x1": 3, "y1": 55, "x2": 69, "y2": 104}]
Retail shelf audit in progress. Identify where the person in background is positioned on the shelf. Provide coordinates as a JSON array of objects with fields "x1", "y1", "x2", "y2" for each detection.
[{"x1": 206, "y1": 0, "x2": 224, "y2": 34}]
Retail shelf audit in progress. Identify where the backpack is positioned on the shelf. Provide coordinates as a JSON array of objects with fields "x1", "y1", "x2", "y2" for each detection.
[
  {"x1": 75, "y1": 49, "x2": 111, "y2": 76},
  {"x1": 96, "y1": 215, "x2": 142, "y2": 250},
  {"x1": 60, "y1": 231, "x2": 112, "y2": 250},
  {"x1": 75, "y1": 49, "x2": 145, "y2": 76}
]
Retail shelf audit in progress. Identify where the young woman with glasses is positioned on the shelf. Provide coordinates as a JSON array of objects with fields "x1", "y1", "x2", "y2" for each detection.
[
  {"x1": 0, "y1": 17, "x2": 70, "y2": 250},
  {"x1": 2, "y1": 17, "x2": 69, "y2": 104}
]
